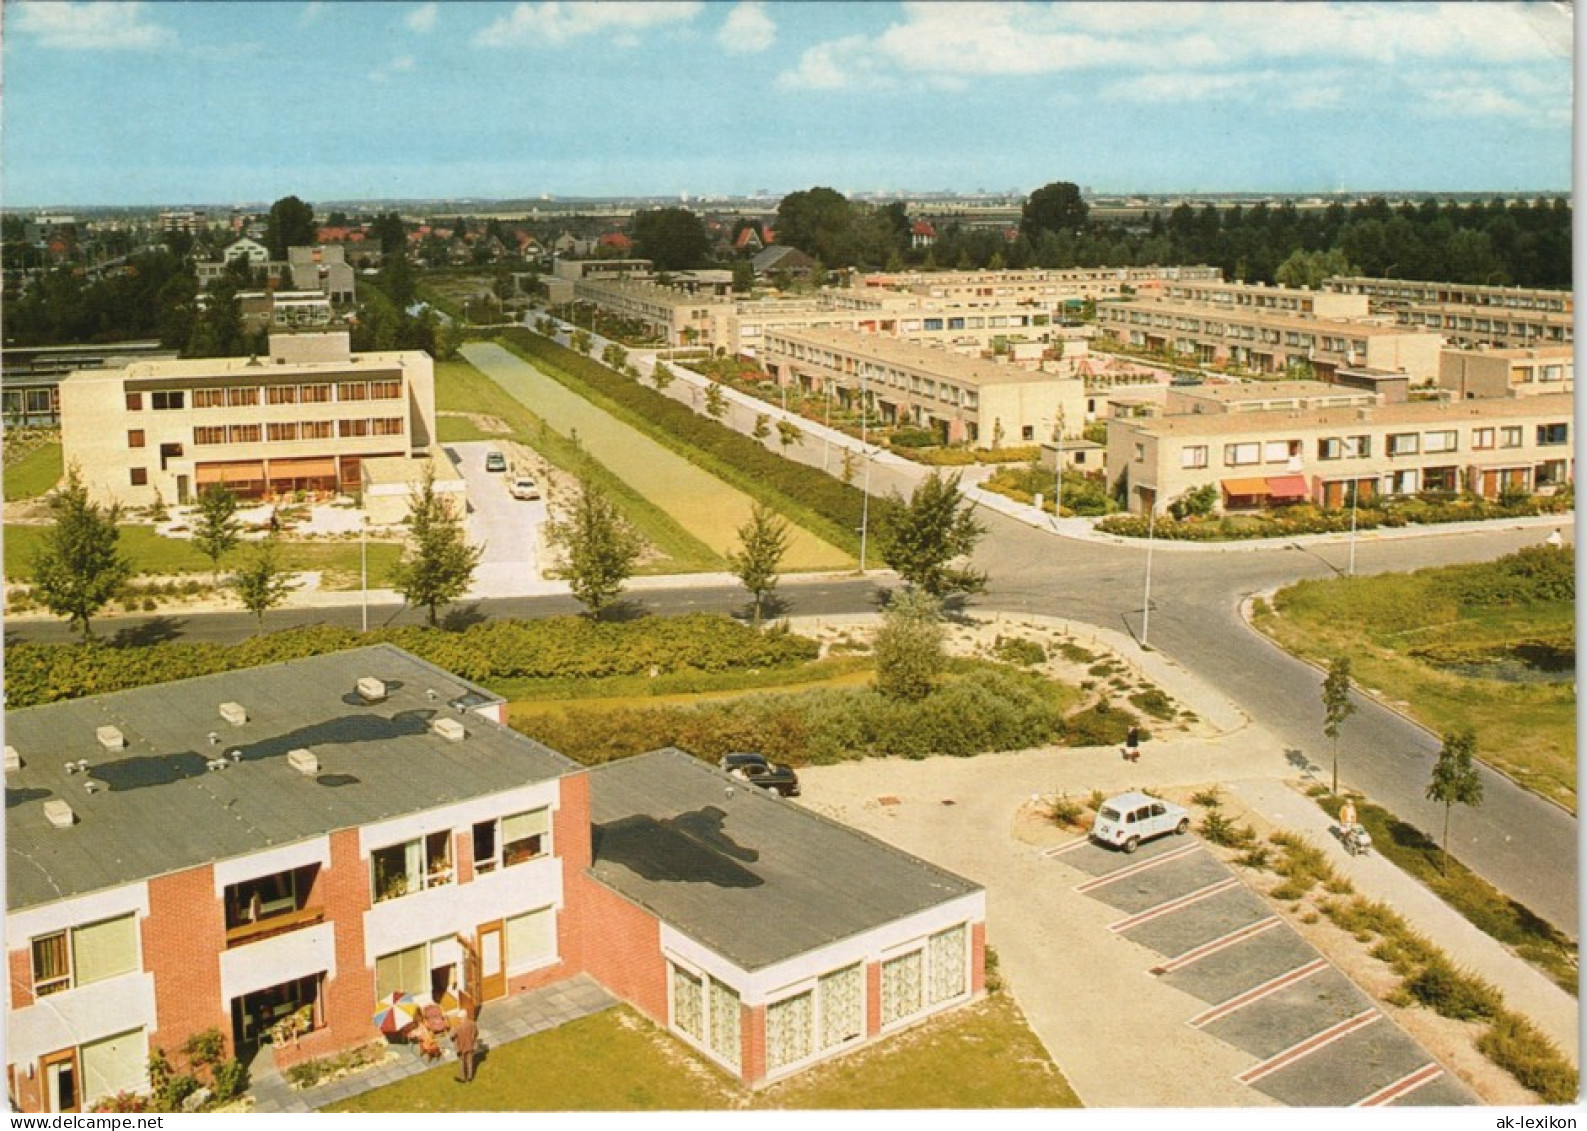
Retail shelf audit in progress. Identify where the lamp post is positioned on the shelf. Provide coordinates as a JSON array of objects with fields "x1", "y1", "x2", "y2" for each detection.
[
  {"x1": 360, "y1": 516, "x2": 369, "y2": 633},
  {"x1": 1053, "y1": 406, "x2": 1066, "y2": 522},
  {"x1": 1347, "y1": 479, "x2": 1359, "y2": 577},
  {"x1": 1141, "y1": 489, "x2": 1157, "y2": 648},
  {"x1": 858, "y1": 370, "x2": 871, "y2": 574}
]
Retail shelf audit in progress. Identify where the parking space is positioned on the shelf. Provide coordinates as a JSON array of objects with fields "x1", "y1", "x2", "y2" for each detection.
[
  {"x1": 1050, "y1": 833, "x2": 1473, "y2": 1108},
  {"x1": 446, "y1": 440, "x2": 549, "y2": 598}
]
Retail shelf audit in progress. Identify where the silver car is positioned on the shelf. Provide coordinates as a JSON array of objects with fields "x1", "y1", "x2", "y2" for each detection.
[{"x1": 1090, "y1": 791, "x2": 1191, "y2": 853}]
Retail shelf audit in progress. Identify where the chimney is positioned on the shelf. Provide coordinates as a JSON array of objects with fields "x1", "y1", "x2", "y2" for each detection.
[
  {"x1": 219, "y1": 702, "x2": 248, "y2": 726},
  {"x1": 431, "y1": 717, "x2": 467, "y2": 743},
  {"x1": 287, "y1": 748, "x2": 320, "y2": 776},
  {"x1": 356, "y1": 677, "x2": 387, "y2": 703},
  {"x1": 4, "y1": 746, "x2": 20, "y2": 773},
  {"x1": 96, "y1": 726, "x2": 126, "y2": 750},
  {"x1": 44, "y1": 799, "x2": 76, "y2": 828}
]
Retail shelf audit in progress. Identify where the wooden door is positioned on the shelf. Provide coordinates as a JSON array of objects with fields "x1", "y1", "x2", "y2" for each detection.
[
  {"x1": 41, "y1": 1049, "x2": 79, "y2": 1113},
  {"x1": 478, "y1": 921, "x2": 506, "y2": 1002}
]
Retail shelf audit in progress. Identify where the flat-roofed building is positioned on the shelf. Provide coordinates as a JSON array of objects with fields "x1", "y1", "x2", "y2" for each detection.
[
  {"x1": 1096, "y1": 297, "x2": 1444, "y2": 381},
  {"x1": 59, "y1": 332, "x2": 435, "y2": 507},
  {"x1": 1155, "y1": 279, "x2": 1369, "y2": 319},
  {"x1": 1324, "y1": 277, "x2": 1572, "y2": 348},
  {"x1": 1439, "y1": 345, "x2": 1573, "y2": 399},
  {"x1": 760, "y1": 327, "x2": 1086, "y2": 448},
  {"x1": 5, "y1": 647, "x2": 985, "y2": 1109},
  {"x1": 1107, "y1": 385, "x2": 1573, "y2": 514},
  {"x1": 856, "y1": 266, "x2": 1222, "y2": 308},
  {"x1": 571, "y1": 277, "x2": 727, "y2": 346}
]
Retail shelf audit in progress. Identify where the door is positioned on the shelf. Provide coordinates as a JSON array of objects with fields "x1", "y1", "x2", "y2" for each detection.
[
  {"x1": 478, "y1": 921, "x2": 506, "y2": 1002},
  {"x1": 176, "y1": 474, "x2": 190, "y2": 504},
  {"x1": 41, "y1": 1049, "x2": 79, "y2": 1113}
]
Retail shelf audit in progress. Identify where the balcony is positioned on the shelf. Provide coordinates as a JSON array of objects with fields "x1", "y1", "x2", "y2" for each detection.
[{"x1": 225, "y1": 905, "x2": 326, "y2": 949}]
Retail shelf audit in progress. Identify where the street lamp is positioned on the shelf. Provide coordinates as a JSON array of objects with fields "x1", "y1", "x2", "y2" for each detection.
[
  {"x1": 1347, "y1": 479, "x2": 1359, "y2": 577},
  {"x1": 858, "y1": 369, "x2": 871, "y2": 574},
  {"x1": 1140, "y1": 488, "x2": 1157, "y2": 648},
  {"x1": 360, "y1": 515, "x2": 369, "y2": 633},
  {"x1": 1052, "y1": 406, "x2": 1066, "y2": 523}
]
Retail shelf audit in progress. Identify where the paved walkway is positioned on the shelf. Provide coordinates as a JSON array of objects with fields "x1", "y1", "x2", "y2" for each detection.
[{"x1": 250, "y1": 974, "x2": 617, "y2": 1113}]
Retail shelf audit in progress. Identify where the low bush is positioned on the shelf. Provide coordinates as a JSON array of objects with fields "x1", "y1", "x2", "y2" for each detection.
[
  {"x1": 1477, "y1": 1010, "x2": 1579, "y2": 1105},
  {"x1": 993, "y1": 635, "x2": 1047, "y2": 666},
  {"x1": 1190, "y1": 787, "x2": 1223, "y2": 809},
  {"x1": 1128, "y1": 687, "x2": 1176, "y2": 720},
  {"x1": 1402, "y1": 957, "x2": 1503, "y2": 1021},
  {"x1": 1198, "y1": 811, "x2": 1255, "y2": 847},
  {"x1": 1057, "y1": 641, "x2": 1096, "y2": 663},
  {"x1": 1061, "y1": 699, "x2": 1137, "y2": 746},
  {"x1": 1048, "y1": 794, "x2": 1085, "y2": 829}
]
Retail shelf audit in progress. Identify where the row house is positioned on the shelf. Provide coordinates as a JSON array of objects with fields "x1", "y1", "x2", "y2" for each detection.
[
  {"x1": 1095, "y1": 298, "x2": 1444, "y2": 382},
  {"x1": 570, "y1": 278, "x2": 727, "y2": 346},
  {"x1": 759, "y1": 327, "x2": 1086, "y2": 449},
  {"x1": 6, "y1": 647, "x2": 986, "y2": 1111},
  {"x1": 1438, "y1": 345, "x2": 1573, "y2": 400},
  {"x1": 1324, "y1": 277, "x2": 1573, "y2": 348},
  {"x1": 855, "y1": 266, "x2": 1224, "y2": 308},
  {"x1": 1106, "y1": 385, "x2": 1572, "y2": 514},
  {"x1": 1154, "y1": 279, "x2": 1370, "y2": 320},
  {"x1": 60, "y1": 332, "x2": 435, "y2": 507}
]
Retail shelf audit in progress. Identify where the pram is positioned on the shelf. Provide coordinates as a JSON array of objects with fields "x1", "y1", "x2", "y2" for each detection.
[{"x1": 1340, "y1": 822, "x2": 1372, "y2": 857}]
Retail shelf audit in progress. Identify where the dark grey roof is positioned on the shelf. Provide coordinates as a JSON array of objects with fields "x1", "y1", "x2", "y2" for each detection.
[
  {"x1": 6, "y1": 645, "x2": 578, "y2": 912},
  {"x1": 586, "y1": 748, "x2": 981, "y2": 972}
]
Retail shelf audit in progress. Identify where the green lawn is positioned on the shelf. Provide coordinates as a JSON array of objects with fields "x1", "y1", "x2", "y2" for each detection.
[
  {"x1": 434, "y1": 358, "x2": 723, "y2": 574},
  {"x1": 1256, "y1": 566, "x2": 1575, "y2": 811},
  {"x1": 4, "y1": 442, "x2": 63, "y2": 501},
  {"x1": 5, "y1": 524, "x2": 402, "y2": 590},
  {"x1": 326, "y1": 995, "x2": 1078, "y2": 1112}
]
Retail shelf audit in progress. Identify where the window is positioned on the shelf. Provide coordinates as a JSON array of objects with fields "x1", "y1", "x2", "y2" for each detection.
[
  {"x1": 81, "y1": 1029, "x2": 146, "y2": 1107},
  {"x1": 1386, "y1": 433, "x2": 1419, "y2": 456},
  {"x1": 301, "y1": 420, "x2": 334, "y2": 440},
  {"x1": 472, "y1": 819, "x2": 498, "y2": 874},
  {"x1": 927, "y1": 925, "x2": 967, "y2": 1004},
  {"x1": 1264, "y1": 439, "x2": 1298, "y2": 464},
  {"x1": 371, "y1": 832, "x2": 453, "y2": 902},
  {"x1": 819, "y1": 964, "x2": 864, "y2": 1049},
  {"x1": 1133, "y1": 443, "x2": 1145, "y2": 463},
  {"x1": 1500, "y1": 426, "x2": 1524, "y2": 448},
  {"x1": 267, "y1": 385, "x2": 299, "y2": 405},
  {"x1": 31, "y1": 915, "x2": 138, "y2": 996},
  {"x1": 227, "y1": 424, "x2": 261, "y2": 444},
  {"x1": 672, "y1": 966, "x2": 703, "y2": 1041},
  {"x1": 1318, "y1": 438, "x2": 1342, "y2": 461},
  {"x1": 300, "y1": 383, "x2": 332, "y2": 403},
  {"x1": 129, "y1": 468, "x2": 148, "y2": 487},
  {"x1": 1473, "y1": 428, "x2": 1496, "y2": 451},
  {"x1": 1537, "y1": 423, "x2": 1569, "y2": 446},
  {"x1": 193, "y1": 389, "x2": 227, "y2": 409},
  {"x1": 880, "y1": 951, "x2": 924, "y2": 1026},
  {"x1": 1342, "y1": 435, "x2": 1369, "y2": 458},
  {"x1": 502, "y1": 808, "x2": 551, "y2": 866},
  {"x1": 1224, "y1": 442, "x2": 1260, "y2": 467},
  {"x1": 708, "y1": 978, "x2": 741, "y2": 1067},
  {"x1": 1540, "y1": 365, "x2": 1564, "y2": 383},
  {"x1": 225, "y1": 870, "x2": 299, "y2": 931},
  {"x1": 337, "y1": 381, "x2": 369, "y2": 402},
  {"x1": 372, "y1": 417, "x2": 405, "y2": 436},
  {"x1": 228, "y1": 387, "x2": 260, "y2": 407},
  {"x1": 125, "y1": 392, "x2": 143, "y2": 411},
  {"x1": 374, "y1": 944, "x2": 428, "y2": 1000},
  {"x1": 1422, "y1": 466, "x2": 1458, "y2": 493},
  {"x1": 370, "y1": 379, "x2": 403, "y2": 399},
  {"x1": 1021, "y1": 425, "x2": 1034, "y2": 442},
  {"x1": 127, "y1": 430, "x2": 145, "y2": 449},
  {"x1": 1536, "y1": 459, "x2": 1570, "y2": 487},
  {"x1": 1424, "y1": 430, "x2": 1458, "y2": 454},
  {"x1": 505, "y1": 906, "x2": 555, "y2": 970},
  {"x1": 267, "y1": 422, "x2": 300, "y2": 442},
  {"x1": 339, "y1": 419, "x2": 370, "y2": 438},
  {"x1": 1180, "y1": 445, "x2": 1208, "y2": 469},
  {"x1": 767, "y1": 992, "x2": 815, "y2": 1071},
  {"x1": 194, "y1": 426, "x2": 226, "y2": 446},
  {"x1": 151, "y1": 391, "x2": 185, "y2": 411}
]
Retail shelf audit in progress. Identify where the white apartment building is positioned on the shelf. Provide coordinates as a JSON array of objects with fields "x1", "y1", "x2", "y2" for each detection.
[{"x1": 1324, "y1": 277, "x2": 1573, "y2": 348}]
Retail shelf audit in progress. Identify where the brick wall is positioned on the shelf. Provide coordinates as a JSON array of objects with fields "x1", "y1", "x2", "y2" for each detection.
[
  {"x1": 316, "y1": 828, "x2": 375, "y2": 1056},
  {"x1": 865, "y1": 960, "x2": 882, "y2": 1037},
  {"x1": 571, "y1": 882, "x2": 665, "y2": 1024},
  {"x1": 971, "y1": 922, "x2": 987, "y2": 996},
  {"x1": 145, "y1": 866, "x2": 230, "y2": 1063},
  {"x1": 8, "y1": 947, "x2": 33, "y2": 1011},
  {"x1": 742, "y1": 1002, "x2": 766, "y2": 1086}
]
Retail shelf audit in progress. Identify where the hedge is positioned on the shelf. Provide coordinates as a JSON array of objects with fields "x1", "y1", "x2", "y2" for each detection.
[
  {"x1": 495, "y1": 329, "x2": 866, "y2": 554},
  {"x1": 1096, "y1": 493, "x2": 1573, "y2": 541},
  {"x1": 5, "y1": 615, "x2": 821, "y2": 709}
]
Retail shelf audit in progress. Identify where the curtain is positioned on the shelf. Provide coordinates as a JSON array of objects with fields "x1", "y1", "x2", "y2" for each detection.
[
  {"x1": 928, "y1": 925, "x2": 967, "y2": 1004},
  {"x1": 880, "y1": 950, "x2": 923, "y2": 1027},
  {"x1": 819, "y1": 964, "x2": 864, "y2": 1048},
  {"x1": 506, "y1": 907, "x2": 555, "y2": 969},
  {"x1": 672, "y1": 966, "x2": 703, "y2": 1041},
  {"x1": 81, "y1": 1029, "x2": 146, "y2": 1105},
  {"x1": 708, "y1": 978, "x2": 741, "y2": 1067},
  {"x1": 72, "y1": 915, "x2": 137, "y2": 987},
  {"x1": 766, "y1": 991, "x2": 814, "y2": 1071}
]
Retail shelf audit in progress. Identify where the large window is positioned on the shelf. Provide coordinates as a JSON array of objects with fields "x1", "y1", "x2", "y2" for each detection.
[
  {"x1": 31, "y1": 915, "x2": 139, "y2": 997},
  {"x1": 1500, "y1": 426, "x2": 1524, "y2": 448},
  {"x1": 370, "y1": 831, "x2": 452, "y2": 903},
  {"x1": 502, "y1": 808, "x2": 551, "y2": 866},
  {"x1": 300, "y1": 383, "x2": 332, "y2": 404},
  {"x1": 1423, "y1": 430, "x2": 1458, "y2": 454},
  {"x1": 151, "y1": 391, "x2": 185, "y2": 411},
  {"x1": 708, "y1": 978, "x2": 741, "y2": 1068},
  {"x1": 194, "y1": 426, "x2": 226, "y2": 446},
  {"x1": 880, "y1": 950, "x2": 924, "y2": 1026},
  {"x1": 880, "y1": 923, "x2": 970, "y2": 1029},
  {"x1": 1386, "y1": 433, "x2": 1419, "y2": 456},
  {"x1": 194, "y1": 389, "x2": 227, "y2": 409},
  {"x1": 371, "y1": 379, "x2": 403, "y2": 399},
  {"x1": 374, "y1": 944, "x2": 428, "y2": 1000},
  {"x1": 81, "y1": 1029, "x2": 147, "y2": 1108},
  {"x1": 672, "y1": 967, "x2": 703, "y2": 1041},
  {"x1": 1422, "y1": 467, "x2": 1458, "y2": 493},
  {"x1": 1473, "y1": 428, "x2": 1496, "y2": 451},
  {"x1": 927, "y1": 925, "x2": 968, "y2": 1004},
  {"x1": 766, "y1": 992, "x2": 814, "y2": 1071},
  {"x1": 1223, "y1": 442, "x2": 1260, "y2": 467},
  {"x1": 1179, "y1": 445, "x2": 1207, "y2": 469},
  {"x1": 1537, "y1": 423, "x2": 1569, "y2": 446},
  {"x1": 267, "y1": 385, "x2": 299, "y2": 405},
  {"x1": 505, "y1": 906, "x2": 555, "y2": 971}
]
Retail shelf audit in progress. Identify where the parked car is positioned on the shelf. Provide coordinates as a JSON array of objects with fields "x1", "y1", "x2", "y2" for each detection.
[
  {"x1": 719, "y1": 751, "x2": 801, "y2": 797},
  {"x1": 508, "y1": 476, "x2": 541, "y2": 501},
  {"x1": 484, "y1": 451, "x2": 507, "y2": 473},
  {"x1": 1090, "y1": 791, "x2": 1190, "y2": 853}
]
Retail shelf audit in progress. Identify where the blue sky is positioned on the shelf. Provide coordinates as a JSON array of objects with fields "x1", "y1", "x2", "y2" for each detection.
[{"x1": 2, "y1": 1, "x2": 1574, "y2": 207}]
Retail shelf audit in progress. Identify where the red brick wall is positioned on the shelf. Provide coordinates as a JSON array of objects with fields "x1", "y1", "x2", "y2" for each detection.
[
  {"x1": 145, "y1": 866, "x2": 230, "y2": 1063},
  {"x1": 572, "y1": 881, "x2": 666, "y2": 1023},
  {"x1": 456, "y1": 828, "x2": 474, "y2": 886},
  {"x1": 971, "y1": 921, "x2": 987, "y2": 996},
  {"x1": 742, "y1": 1002, "x2": 766, "y2": 1086},
  {"x1": 865, "y1": 960, "x2": 882, "y2": 1036},
  {"x1": 317, "y1": 828, "x2": 376, "y2": 1054},
  {"x1": 9, "y1": 947, "x2": 34, "y2": 1011}
]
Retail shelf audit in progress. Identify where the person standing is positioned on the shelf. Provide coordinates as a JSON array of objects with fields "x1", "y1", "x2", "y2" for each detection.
[
  {"x1": 1125, "y1": 725, "x2": 1141, "y2": 762},
  {"x1": 452, "y1": 1011, "x2": 479, "y2": 1083}
]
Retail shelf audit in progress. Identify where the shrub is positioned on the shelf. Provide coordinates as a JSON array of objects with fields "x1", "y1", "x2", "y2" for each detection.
[
  {"x1": 210, "y1": 1058, "x2": 248, "y2": 1103},
  {"x1": 993, "y1": 635, "x2": 1047, "y2": 666},
  {"x1": 1057, "y1": 641, "x2": 1097, "y2": 663},
  {"x1": 1190, "y1": 787, "x2": 1223, "y2": 809},
  {"x1": 1048, "y1": 794, "x2": 1085, "y2": 828},
  {"x1": 1403, "y1": 957, "x2": 1502, "y2": 1021},
  {"x1": 1128, "y1": 687, "x2": 1175, "y2": 720},
  {"x1": 1062, "y1": 699, "x2": 1136, "y2": 746},
  {"x1": 887, "y1": 427, "x2": 939, "y2": 449},
  {"x1": 1477, "y1": 1010, "x2": 1579, "y2": 1104},
  {"x1": 1199, "y1": 811, "x2": 1255, "y2": 847}
]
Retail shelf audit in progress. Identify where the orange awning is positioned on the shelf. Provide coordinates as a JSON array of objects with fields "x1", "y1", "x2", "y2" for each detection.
[
  {"x1": 267, "y1": 457, "x2": 337, "y2": 479},
  {"x1": 1222, "y1": 477, "x2": 1269, "y2": 496},
  {"x1": 196, "y1": 461, "x2": 266, "y2": 485},
  {"x1": 1265, "y1": 474, "x2": 1310, "y2": 499}
]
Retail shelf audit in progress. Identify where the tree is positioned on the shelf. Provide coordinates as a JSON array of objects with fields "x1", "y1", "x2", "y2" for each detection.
[
  {"x1": 727, "y1": 502, "x2": 790, "y2": 628},
  {"x1": 546, "y1": 478, "x2": 643, "y2": 617},
  {"x1": 652, "y1": 362, "x2": 675, "y2": 390},
  {"x1": 30, "y1": 466, "x2": 133, "y2": 640},
  {"x1": 233, "y1": 538, "x2": 295, "y2": 632},
  {"x1": 264, "y1": 195, "x2": 316, "y2": 259},
  {"x1": 873, "y1": 589, "x2": 946, "y2": 701},
  {"x1": 775, "y1": 187, "x2": 858, "y2": 266},
  {"x1": 1321, "y1": 656, "x2": 1357, "y2": 794},
  {"x1": 192, "y1": 485, "x2": 242, "y2": 585},
  {"x1": 879, "y1": 472, "x2": 988, "y2": 598},
  {"x1": 570, "y1": 329, "x2": 592, "y2": 354},
  {"x1": 631, "y1": 207, "x2": 711, "y2": 270},
  {"x1": 602, "y1": 342, "x2": 628, "y2": 370},
  {"x1": 703, "y1": 382, "x2": 726, "y2": 418},
  {"x1": 1426, "y1": 730, "x2": 1484, "y2": 874},
  {"x1": 776, "y1": 419, "x2": 803, "y2": 451},
  {"x1": 1022, "y1": 181, "x2": 1089, "y2": 240},
  {"x1": 752, "y1": 413, "x2": 771, "y2": 442},
  {"x1": 388, "y1": 468, "x2": 483, "y2": 626}
]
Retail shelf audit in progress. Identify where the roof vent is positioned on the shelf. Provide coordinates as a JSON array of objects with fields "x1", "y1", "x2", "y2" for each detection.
[
  {"x1": 96, "y1": 725, "x2": 126, "y2": 750},
  {"x1": 287, "y1": 748, "x2": 320, "y2": 776},
  {"x1": 44, "y1": 799, "x2": 76, "y2": 828},
  {"x1": 356, "y1": 677, "x2": 387, "y2": 703},
  {"x1": 4, "y1": 746, "x2": 20, "y2": 773},
  {"x1": 431, "y1": 717, "x2": 467, "y2": 743},
  {"x1": 219, "y1": 702, "x2": 248, "y2": 726}
]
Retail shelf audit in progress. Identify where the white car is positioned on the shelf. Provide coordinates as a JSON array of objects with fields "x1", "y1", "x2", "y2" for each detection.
[
  {"x1": 508, "y1": 476, "x2": 541, "y2": 501},
  {"x1": 1090, "y1": 791, "x2": 1191, "y2": 853}
]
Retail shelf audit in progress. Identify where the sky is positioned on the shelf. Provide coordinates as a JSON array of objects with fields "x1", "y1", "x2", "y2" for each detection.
[{"x1": 1, "y1": 0, "x2": 1575, "y2": 208}]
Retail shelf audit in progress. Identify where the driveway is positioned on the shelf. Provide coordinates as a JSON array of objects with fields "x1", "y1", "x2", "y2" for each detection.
[{"x1": 445, "y1": 440, "x2": 554, "y2": 600}]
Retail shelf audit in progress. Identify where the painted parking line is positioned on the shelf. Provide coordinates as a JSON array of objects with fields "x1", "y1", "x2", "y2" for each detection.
[
  {"x1": 1108, "y1": 877, "x2": 1241, "y2": 933},
  {"x1": 1236, "y1": 1009, "x2": 1381, "y2": 1085},
  {"x1": 1074, "y1": 841, "x2": 1203, "y2": 893},
  {"x1": 1354, "y1": 1063, "x2": 1445, "y2": 1107},
  {"x1": 1188, "y1": 957, "x2": 1329, "y2": 1028},
  {"x1": 1150, "y1": 915, "x2": 1283, "y2": 975},
  {"x1": 1042, "y1": 837, "x2": 1092, "y2": 858}
]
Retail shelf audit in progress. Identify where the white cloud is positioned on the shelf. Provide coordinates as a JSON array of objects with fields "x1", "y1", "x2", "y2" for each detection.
[
  {"x1": 370, "y1": 54, "x2": 417, "y2": 84},
  {"x1": 1102, "y1": 71, "x2": 1262, "y2": 105},
  {"x1": 1411, "y1": 73, "x2": 1571, "y2": 127},
  {"x1": 718, "y1": 1, "x2": 775, "y2": 54},
  {"x1": 775, "y1": 35, "x2": 892, "y2": 91},
  {"x1": 13, "y1": 1, "x2": 175, "y2": 50},
  {"x1": 476, "y1": 1, "x2": 703, "y2": 48},
  {"x1": 406, "y1": 3, "x2": 439, "y2": 34}
]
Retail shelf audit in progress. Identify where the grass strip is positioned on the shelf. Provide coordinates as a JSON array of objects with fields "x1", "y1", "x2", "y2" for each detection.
[
  {"x1": 434, "y1": 357, "x2": 723, "y2": 574},
  {"x1": 4, "y1": 441, "x2": 63, "y2": 501},
  {"x1": 494, "y1": 328, "x2": 864, "y2": 557}
]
